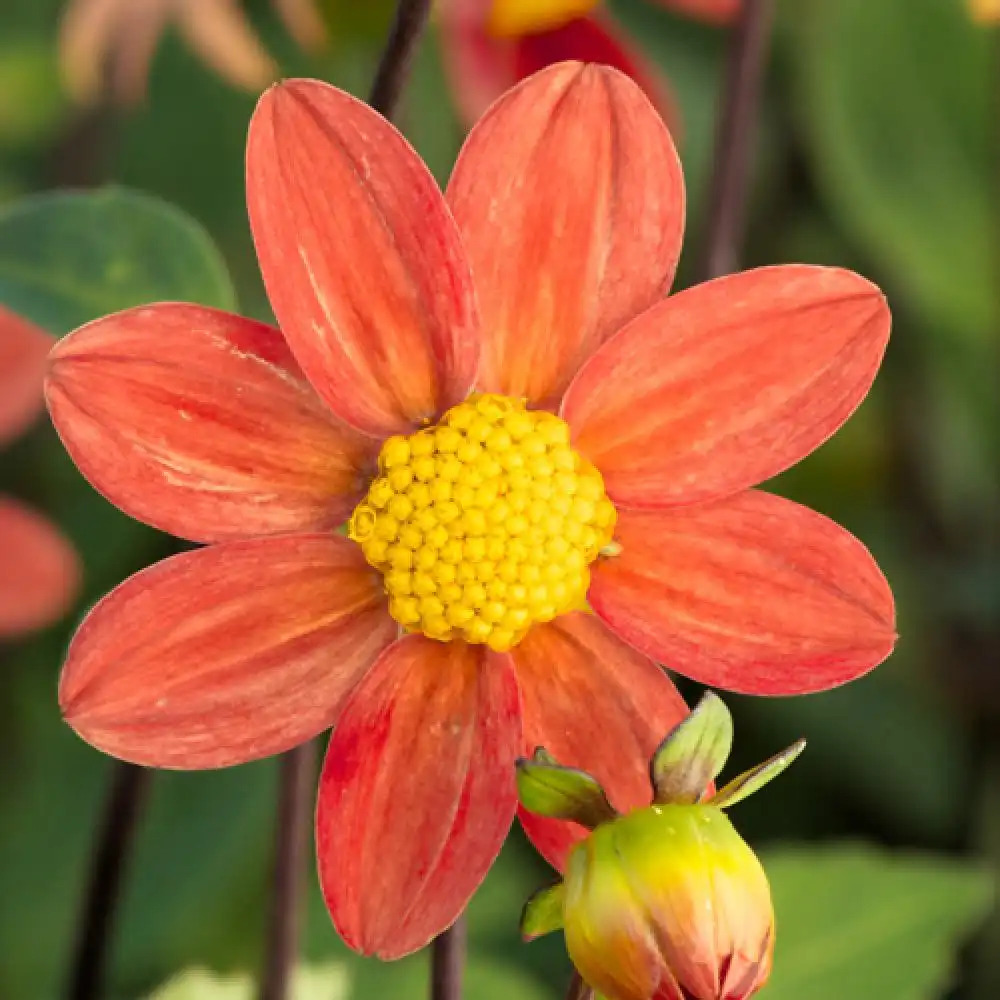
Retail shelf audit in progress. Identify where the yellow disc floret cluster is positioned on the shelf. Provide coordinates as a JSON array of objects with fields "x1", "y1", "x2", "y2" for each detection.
[{"x1": 348, "y1": 394, "x2": 617, "y2": 652}]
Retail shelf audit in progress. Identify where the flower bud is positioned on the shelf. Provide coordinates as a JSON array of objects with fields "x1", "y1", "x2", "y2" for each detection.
[{"x1": 561, "y1": 803, "x2": 773, "y2": 1000}]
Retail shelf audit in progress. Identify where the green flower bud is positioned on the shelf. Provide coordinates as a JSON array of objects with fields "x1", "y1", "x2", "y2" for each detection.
[{"x1": 561, "y1": 803, "x2": 773, "y2": 1000}]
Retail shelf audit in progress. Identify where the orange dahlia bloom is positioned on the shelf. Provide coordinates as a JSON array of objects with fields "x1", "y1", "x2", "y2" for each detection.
[
  {"x1": 438, "y1": 0, "x2": 740, "y2": 125},
  {"x1": 0, "y1": 306, "x2": 79, "y2": 637},
  {"x1": 46, "y1": 63, "x2": 894, "y2": 958}
]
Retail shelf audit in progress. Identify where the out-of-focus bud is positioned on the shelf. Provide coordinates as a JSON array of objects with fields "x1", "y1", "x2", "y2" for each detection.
[
  {"x1": 562, "y1": 803, "x2": 772, "y2": 1000},
  {"x1": 518, "y1": 691, "x2": 805, "y2": 1000},
  {"x1": 58, "y1": 0, "x2": 328, "y2": 107}
]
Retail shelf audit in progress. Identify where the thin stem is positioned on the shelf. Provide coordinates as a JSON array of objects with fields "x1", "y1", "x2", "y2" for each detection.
[
  {"x1": 367, "y1": 0, "x2": 433, "y2": 119},
  {"x1": 563, "y1": 970, "x2": 594, "y2": 1000},
  {"x1": 258, "y1": 741, "x2": 317, "y2": 1000},
  {"x1": 430, "y1": 916, "x2": 468, "y2": 1000},
  {"x1": 696, "y1": 0, "x2": 776, "y2": 281},
  {"x1": 67, "y1": 762, "x2": 151, "y2": 1000}
]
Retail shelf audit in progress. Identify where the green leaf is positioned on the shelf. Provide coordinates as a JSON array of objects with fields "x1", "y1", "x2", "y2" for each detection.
[
  {"x1": 521, "y1": 882, "x2": 565, "y2": 941},
  {"x1": 709, "y1": 739, "x2": 806, "y2": 810},
  {"x1": 760, "y1": 844, "x2": 994, "y2": 1000},
  {"x1": 516, "y1": 755, "x2": 616, "y2": 828},
  {"x1": 145, "y1": 962, "x2": 351, "y2": 1000},
  {"x1": 650, "y1": 691, "x2": 732, "y2": 805},
  {"x1": 790, "y1": 0, "x2": 997, "y2": 345},
  {"x1": 0, "y1": 186, "x2": 236, "y2": 334}
]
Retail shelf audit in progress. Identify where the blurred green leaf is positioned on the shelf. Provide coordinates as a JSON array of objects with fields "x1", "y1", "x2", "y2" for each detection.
[
  {"x1": 0, "y1": 186, "x2": 236, "y2": 334},
  {"x1": 791, "y1": 0, "x2": 997, "y2": 342},
  {"x1": 761, "y1": 843, "x2": 994, "y2": 1000},
  {"x1": 145, "y1": 962, "x2": 351, "y2": 1000},
  {"x1": 735, "y1": 670, "x2": 970, "y2": 845},
  {"x1": 0, "y1": 38, "x2": 65, "y2": 150}
]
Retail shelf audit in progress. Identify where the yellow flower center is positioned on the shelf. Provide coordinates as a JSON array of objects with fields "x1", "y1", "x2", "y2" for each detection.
[{"x1": 348, "y1": 394, "x2": 617, "y2": 652}]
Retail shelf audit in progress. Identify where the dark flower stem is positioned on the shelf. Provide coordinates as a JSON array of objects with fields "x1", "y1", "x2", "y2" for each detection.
[
  {"x1": 564, "y1": 970, "x2": 594, "y2": 1000},
  {"x1": 259, "y1": 741, "x2": 317, "y2": 1000},
  {"x1": 67, "y1": 761, "x2": 151, "y2": 1000},
  {"x1": 696, "y1": 0, "x2": 777, "y2": 281},
  {"x1": 430, "y1": 916, "x2": 468, "y2": 1000},
  {"x1": 368, "y1": 0, "x2": 434, "y2": 118}
]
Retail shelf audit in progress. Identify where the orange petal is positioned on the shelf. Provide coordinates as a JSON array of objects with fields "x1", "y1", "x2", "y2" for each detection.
[
  {"x1": 512, "y1": 613, "x2": 689, "y2": 871},
  {"x1": 59, "y1": 534, "x2": 395, "y2": 768},
  {"x1": 247, "y1": 79, "x2": 481, "y2": 438},
  {"x1": 446, "y1": 61, "x2": 684, "y2": 406},
  {"x1": 317, "y1": 636, "x2": 520, "y2": 958},
  {"x1": 563, "y1": 266, "x2": 891, "y2": 508},
  {"x1": 0, "y1": 305, "x2": 52, "y2": 446},
  {"x1": 46, "y1": 303, "x2": 375, "y2": 544},
  {"x1": 652, "y1": 0, "x2": 741, "y2": 25},
  {"x1": 590, "y1": 492, "x2": 896, "y2": 695},
  {"x1": 439, "y1": 6, "x2": 676, "y2": 130},
  {"x1": 0, "y1": 496, "x2": 80, "y2": 637}
]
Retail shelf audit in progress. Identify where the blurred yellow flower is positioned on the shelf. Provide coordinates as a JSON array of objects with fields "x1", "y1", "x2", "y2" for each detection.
[
  {"x1": 58, "y1": 0, "x2": 327, "y2": 105},
  {"x1": 969, "y1": 0, "x2": 1000, "y2": 21}
]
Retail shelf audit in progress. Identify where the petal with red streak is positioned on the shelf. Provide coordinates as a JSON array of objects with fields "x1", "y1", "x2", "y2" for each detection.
[
  {"x1": 317, "y1": 635, "x2": 520, "y2": 958},
  {"x1": 0, "y1": 305, "x2": 52, "y2": 446},
  {"x1": 46, "y1": 304, "x2": 376, "y2": 544},
  {"x1": 59, "y1": 534, "x2": 395, "y2": 768},
  {"x1": 590, "y1": 493, "x2": 896, "y2": 695},
  {"x1": 447, "y1": 61, "x2": 684, "y2": 407},
  {"x1": 563, "y1": 266, "x2": 891, "y2": 508},
  {"x1": 247, "y1": 79, "x2": 480, "y2": 438},
  {"x1": 0, "y1": 496, "x2": 80, "y2": 637},
  {"x1": 512, "y1": 612, "x2": 689, "y2": 871}
]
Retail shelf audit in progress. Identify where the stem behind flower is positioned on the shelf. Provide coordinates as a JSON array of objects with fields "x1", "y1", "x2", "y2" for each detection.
[
  {"x1": 697, "y1": 0, "x2": 776, "y2": 281},
  {"x1": 66, "y1": 761, "x2": 150, "y2": 1000},
  {"x1": 368, "y1": 0, "x2": 433, "y2": 118},
  {"x1": 259, "y1": 742, "x2": 317, "y2": 1000}
]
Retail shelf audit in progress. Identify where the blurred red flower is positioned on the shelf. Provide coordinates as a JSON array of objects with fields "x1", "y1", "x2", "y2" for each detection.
[
  {"x1": 46, "y1": 64, "x2": 893, "y2": 958},
  {"x1": 0, "y1": 306, "x2": 79, "y2": 637},
  {"x1": 437, "y1": 0, "x2": 740, "y2": 126}
]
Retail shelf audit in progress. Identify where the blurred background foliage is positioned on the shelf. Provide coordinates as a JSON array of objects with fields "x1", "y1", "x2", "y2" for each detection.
[{"x1": 0, "y1": 0, "x2": 997, "y2": 997}]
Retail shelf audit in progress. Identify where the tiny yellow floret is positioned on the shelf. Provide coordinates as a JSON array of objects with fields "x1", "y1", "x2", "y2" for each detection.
[{"x1": 348, "y1": 394, "x2": 617, "y2": 651}]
